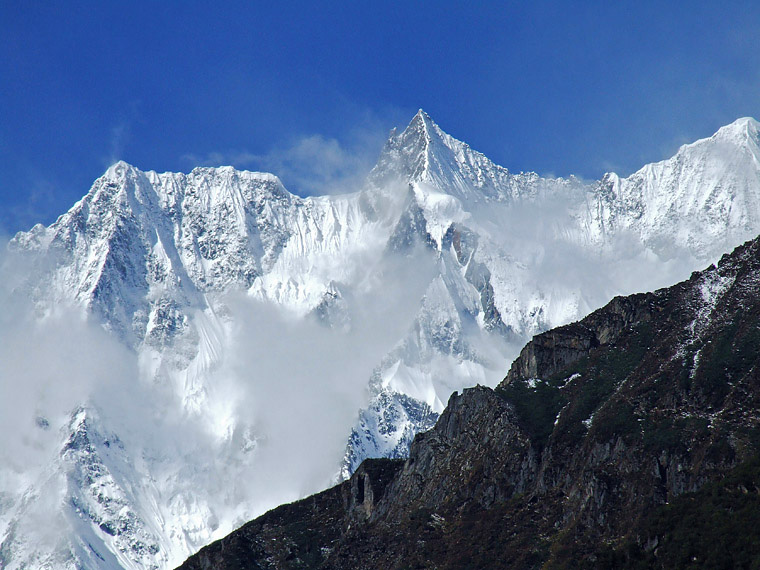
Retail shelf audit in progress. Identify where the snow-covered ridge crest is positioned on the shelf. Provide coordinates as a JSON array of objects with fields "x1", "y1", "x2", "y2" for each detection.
[
  {"x1": 368, "y1": 109, "x2": 569, "y2": 204},
  {"x1": 5, "y1": 110, "x2": 760, "y2": 570},
  {"x1": 590, "y1": 116, "x2": 760, "y2": 257},
  {"x1": 11, "y1": 156, "x2": 406, "y2": 345}
]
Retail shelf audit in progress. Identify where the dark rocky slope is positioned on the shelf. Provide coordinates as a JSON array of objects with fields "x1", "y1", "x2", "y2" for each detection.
[{"x1": 179, "y1": 236, "x2": 760, "y2": 569}]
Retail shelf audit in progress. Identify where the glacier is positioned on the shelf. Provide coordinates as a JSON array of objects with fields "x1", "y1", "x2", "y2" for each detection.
[{"x1": 3, "y1": 110, "x2": 760, "y2": 568}]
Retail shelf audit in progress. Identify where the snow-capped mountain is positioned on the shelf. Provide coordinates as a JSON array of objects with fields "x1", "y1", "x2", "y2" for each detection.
[
  {"x1": 3, "y1": 111, "x2": 760, "y2": 569},
  {"x1": 342, "y1": 113, "x2": 760, "y2": 474},
  {"x1": 588, "y1": 116, "x2": 760, "y2": 254}
]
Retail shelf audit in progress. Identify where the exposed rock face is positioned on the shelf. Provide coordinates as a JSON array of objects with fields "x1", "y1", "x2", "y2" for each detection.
[
  {"x1": 177, "y1": 459, "x2": 403, "y2": 570},
  {"x1": 180, "y1": 234, "x2": 760, "y2": 569},
  {"x1": 504, "y1": 294, "x2": 659, "y2": 384}
]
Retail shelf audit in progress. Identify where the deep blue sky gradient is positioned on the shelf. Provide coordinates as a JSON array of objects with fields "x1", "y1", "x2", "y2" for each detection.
[{"x1": 2, "y1": 1, "x2": 760, "y2": 233}]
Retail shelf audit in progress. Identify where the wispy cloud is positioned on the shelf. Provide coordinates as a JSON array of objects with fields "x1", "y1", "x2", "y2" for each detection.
[
  {"x1": 104, "y1": 101, "x2": 142, "y2": 167},
  {"x1": 0, "y1": 234, "x2": 437, "y2": 553},
  {"x1": 0, "y1": 174, "x2": 58, "y2": 235},
  {"x1": 182, "y1": 125, "x2": 389, "y2": 196},
  {"x1": 107, "y1": 121, "x2": 132, "y2": 165}
]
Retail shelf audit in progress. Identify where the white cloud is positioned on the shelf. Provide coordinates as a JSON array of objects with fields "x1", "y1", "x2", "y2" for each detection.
[
  {"x1": 0, "y1": 231, "x2": 438, "y2": 556},
  {"x1": 0, "y1": 280, "x2": 137, "y2": 493},
  {"x1": 182, "y1": 124, "x2": 389, "y2": 196}
]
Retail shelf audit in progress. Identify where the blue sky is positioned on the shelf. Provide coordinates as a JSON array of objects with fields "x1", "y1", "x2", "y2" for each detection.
[{"x1": 2, "y1": 1, "x2": 760, "y2": 234}]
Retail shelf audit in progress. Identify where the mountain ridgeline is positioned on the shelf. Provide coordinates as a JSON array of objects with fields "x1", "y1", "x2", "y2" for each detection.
[
  {"x1": 179, "y1": 235, "x2": 760, "y2": 569},
  {"x1": 5, "y1": 111, "x2": 760, "y2": 569}
]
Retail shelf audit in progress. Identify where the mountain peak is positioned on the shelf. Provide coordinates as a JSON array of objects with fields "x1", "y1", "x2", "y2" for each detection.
[
  {"x1": 101, "y1": 160, "x2": 144, "y2": 187},
  {"x1": 659, "y1": 116, "x2": 760, "y2": 168},
  {"x1": 104, "y1": 159, "x2": 136, "y2": 175},
  {"x1": 410, "y1": 108, "x2": 435, "y2": 130},
  {"x1": 405, "y1": 108, "x2": 449, "y2": 147},
  {"x1": 713, "y1": 116, "x2": 760, "y2": 144},
  {"x1": 367, "y1": 110, "x2": 529, "y2": 203},
  {"x1": 723, "y1": 116, "x2": 758, "y2": 130},
  {"x1": 399, "y1": 109, "x2": 437, "y2": 148}
]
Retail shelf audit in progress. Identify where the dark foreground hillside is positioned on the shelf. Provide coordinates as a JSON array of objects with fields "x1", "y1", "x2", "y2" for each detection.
[{"x1": 179, "y1": 236, "x2": 760, "y2": 569}]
